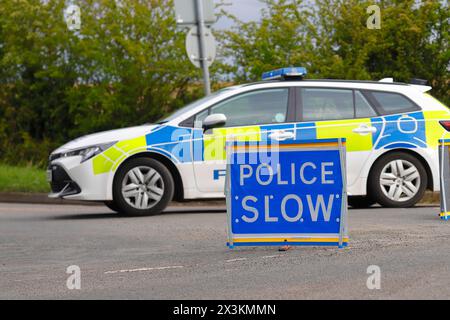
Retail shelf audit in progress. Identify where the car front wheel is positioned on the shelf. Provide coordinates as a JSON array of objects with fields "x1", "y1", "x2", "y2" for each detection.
[
  {"x1": 113, "y1": 158, "x2": 174, "y2": 216},
  {"x1": 368, "y1": 152, "x2": 427, "y2": 208}
]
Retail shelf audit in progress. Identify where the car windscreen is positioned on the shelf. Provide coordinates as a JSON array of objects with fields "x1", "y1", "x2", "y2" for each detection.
[{"x1": 157, "y1": 87, "x2": 239, "y2": 124}]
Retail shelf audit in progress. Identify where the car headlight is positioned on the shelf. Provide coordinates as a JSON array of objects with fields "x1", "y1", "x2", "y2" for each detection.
[{"x1": 50, "y1": 141, "x2": 117, "y2": 163}]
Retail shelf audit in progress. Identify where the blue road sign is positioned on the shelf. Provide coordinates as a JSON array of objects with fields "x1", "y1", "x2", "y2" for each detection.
[{"x1": 225, "y1": 138, "x2": 348, "y2": 248}]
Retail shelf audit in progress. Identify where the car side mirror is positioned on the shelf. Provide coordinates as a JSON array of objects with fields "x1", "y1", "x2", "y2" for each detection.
[{"x1": 202, "y1": 113, "x2": 227, "y2": 132}]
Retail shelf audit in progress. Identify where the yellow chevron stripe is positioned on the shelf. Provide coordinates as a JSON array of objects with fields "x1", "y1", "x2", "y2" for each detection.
[
  {"x1": 231, "y1": 142, "x2": 344, "y2": 150},
  {"x1": 233, "y1": 237, "x2": 349, "y2": 243}
]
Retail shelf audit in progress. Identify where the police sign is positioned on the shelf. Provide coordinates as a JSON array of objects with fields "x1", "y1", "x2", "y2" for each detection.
[{"x1": 225, "y1": 138, "x2": 348, "y2": 248}]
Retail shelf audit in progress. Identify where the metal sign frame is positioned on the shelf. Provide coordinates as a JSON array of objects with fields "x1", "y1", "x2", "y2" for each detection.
[
  {"x1": 225, "y1": 138, "x2": 349, "y2": 249},
  {"x1": 439, "y1": 139, "x2": 450, "y2": 220},
  {"x1": 174, "y1": 0, "x2": 216, "y2": 26},
  {"x1": 175, "y1": 0, "x2": 214, "y2": 95}
]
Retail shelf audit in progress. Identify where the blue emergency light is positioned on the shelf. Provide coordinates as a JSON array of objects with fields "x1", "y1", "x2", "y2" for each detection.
[{"x1": 262, "y1": 67, "x2": 307, "y2": 81}]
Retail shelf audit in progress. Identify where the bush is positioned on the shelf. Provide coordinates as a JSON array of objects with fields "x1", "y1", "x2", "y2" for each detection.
[
  {"x1": 0, "y1": 0, "x2": 201, "y2": 167},
  {"x1": 0, "y1": 0, "x2": 448, "y2": 167}
]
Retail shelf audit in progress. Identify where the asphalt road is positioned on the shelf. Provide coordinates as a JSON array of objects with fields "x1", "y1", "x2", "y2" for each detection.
[{"x1": 0, "y1": 202, "x2": 449, "y2": 300}]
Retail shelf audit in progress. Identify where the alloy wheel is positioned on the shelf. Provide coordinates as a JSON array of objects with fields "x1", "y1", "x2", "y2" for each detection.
[
  {"x1": 379, "y1": 159, "x2": 421, "y2": 202},
  {"x1": 121, "y1": 166, "x2": 165, "y2": 210}
]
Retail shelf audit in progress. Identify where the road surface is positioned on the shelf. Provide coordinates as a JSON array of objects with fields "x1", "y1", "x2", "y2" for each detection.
[{"x1": 0, "y1": 202, "x2": 449, "y2": 299}]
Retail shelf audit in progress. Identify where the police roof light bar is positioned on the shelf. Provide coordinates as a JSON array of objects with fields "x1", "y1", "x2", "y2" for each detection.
[{"x1": 262, "y1": 67, "x2": 307, "y2": 81}]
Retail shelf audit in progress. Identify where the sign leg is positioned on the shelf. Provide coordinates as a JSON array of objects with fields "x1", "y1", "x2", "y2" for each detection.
[{"x1": 338, "y1": 138, "x2": 347, "y2": 248}]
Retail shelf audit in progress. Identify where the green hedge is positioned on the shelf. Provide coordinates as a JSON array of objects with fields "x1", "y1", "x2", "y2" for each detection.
[{"x1": 0, "y1": 0, "x2": 448, "y2": 168}]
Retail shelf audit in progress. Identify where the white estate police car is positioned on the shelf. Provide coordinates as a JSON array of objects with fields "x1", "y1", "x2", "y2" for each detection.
[{"x1": 48, "y1": 67, "x2": 450, "y2": 216}]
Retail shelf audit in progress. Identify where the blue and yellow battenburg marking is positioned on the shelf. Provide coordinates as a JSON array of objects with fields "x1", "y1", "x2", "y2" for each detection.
[
  {"x1": 199, "y1": 110, "x2": 449, "y2": 162},
  {"x1": 90, "y1": 109, "x2": 450, "y2": 175},
  {"x1": 439, "y1": 212, "x2": 449, "y2": 220},
  {"x1": 439, "y1": 140, "x2": 450, "y2": 146}
]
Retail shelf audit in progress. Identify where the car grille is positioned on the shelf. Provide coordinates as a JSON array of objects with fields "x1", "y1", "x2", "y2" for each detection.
[{"x1": 48, "y1": 165, "x2": 81, "y2": 195}]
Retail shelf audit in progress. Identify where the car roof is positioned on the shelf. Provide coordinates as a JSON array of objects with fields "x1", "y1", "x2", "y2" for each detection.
[
  {"x1": 242, "y1": 79, "x2": 410, "y2": 87},
  {"x1": 168, "y1": 78, "x2": 435, "y2": 126}
]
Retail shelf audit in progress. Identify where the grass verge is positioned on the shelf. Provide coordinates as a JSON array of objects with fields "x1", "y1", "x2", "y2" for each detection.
[{"x1": 0, "y1": 164, "x2": 49, "y2": 193}]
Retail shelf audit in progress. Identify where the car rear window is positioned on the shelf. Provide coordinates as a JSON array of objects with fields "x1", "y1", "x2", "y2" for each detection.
[{"x1": 368, "y1": 91, "x2": 420, "y2": 115}]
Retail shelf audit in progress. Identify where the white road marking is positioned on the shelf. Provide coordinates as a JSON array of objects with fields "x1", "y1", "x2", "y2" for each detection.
[
  {"x1": 105, "y1": 265, "x2": 183, "y2": 274},
  {"x1": 105, "y1": 253, "x2": 287, "y2": 275},
  {"x1": 261, "y1": 255, "x2": 284, "y2": 259},
  {"x1": 225, "y1": 258, "x2": 247, "y2": 263}
]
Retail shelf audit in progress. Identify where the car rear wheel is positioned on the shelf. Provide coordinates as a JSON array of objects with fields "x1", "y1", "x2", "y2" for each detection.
[
  {"x1": 113, "y1": 158, "x2": 174, "y2": 216},
  {"x1": 104, "y1": 201, "x2": 120, "y2": 213},
  {"x1": 348, "y1": 196, "x2": 376, "y2": 209},
  {"x1": 368, "y1": 152, "x2": 427, "y2": 208}
]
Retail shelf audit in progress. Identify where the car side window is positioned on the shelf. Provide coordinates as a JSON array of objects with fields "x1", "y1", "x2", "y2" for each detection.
[
  {"x1": 368, "y1": 91, "x2": 419, "y2": 115},
  {"x1": 301, "y1": 88, "x2": 354, "y2": 121},
  {"x1": 207, "y1": 89, "x2": 289, "y2": 127},
  {"x1": 355, "y1": 90, "x2": 377, "y2": 118}
]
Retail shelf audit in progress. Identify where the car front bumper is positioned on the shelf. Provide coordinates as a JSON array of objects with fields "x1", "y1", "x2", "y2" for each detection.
[{"x1": 47, "y1": 156, "x2": 113, "y2": 201}]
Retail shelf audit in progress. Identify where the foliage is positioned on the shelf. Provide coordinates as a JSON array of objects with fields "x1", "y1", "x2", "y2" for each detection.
[
  {"x1": 0, "y1": 0, "x2": 448, "y2": 168},
  {"x1": 221, "y1": 0, "x2": 449, "y2": 102},
  {"x1": 0, "y1": 0, "x2": 200, "y2": 167}
]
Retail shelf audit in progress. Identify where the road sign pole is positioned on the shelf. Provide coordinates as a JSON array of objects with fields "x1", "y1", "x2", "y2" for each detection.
[{"x1": 195, "y1": 0, "x2": 211, "y2": 96}]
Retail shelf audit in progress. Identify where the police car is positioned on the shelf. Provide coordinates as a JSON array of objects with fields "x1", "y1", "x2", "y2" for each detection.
[{"x1": 48, "y1": 67, "x2": 450, "y2": 216}]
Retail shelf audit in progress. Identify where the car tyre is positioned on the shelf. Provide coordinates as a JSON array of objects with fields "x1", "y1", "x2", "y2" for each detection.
[
  {"x1": 104, "y1": 201, "x2": 120, "y2": 213},
  {"x1": 348, "y1": 196, "x2": 376, "y2": 209},
  {"x1": 113, "y1": 157, "x2": 174, "y2": 216},
  {"x1": 368, "y1": 152, "x2": 427, "y2": 208}
]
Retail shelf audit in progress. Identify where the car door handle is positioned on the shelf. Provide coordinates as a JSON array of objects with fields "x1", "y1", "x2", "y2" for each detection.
[
  {"x1": 353, "y1": 125, "x2": 377, "y2": 135},
  {"x1": 268, "y1": 131, "x2": 295, "y2": 141}
]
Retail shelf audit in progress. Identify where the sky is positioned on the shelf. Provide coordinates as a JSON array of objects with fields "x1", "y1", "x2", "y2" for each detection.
[{"x1": 213, "y1": 0, "x2": 266, "y2": 30}]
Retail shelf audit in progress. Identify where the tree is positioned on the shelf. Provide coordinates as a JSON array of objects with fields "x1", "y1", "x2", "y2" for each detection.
[
  {"x1": 0, "y1": 0, "x2": 200, "y2": 166},
  {"x1": 219, "y1": 0, "x2": 316, "y2": 82},
  {"x1": 325, "y1": 0, "x2": 449, "y2": 102},
  {"x1": 221, "y1": 0, "x2": 449, "y2": 104},
  {"x1": 0, "y1": 0, "x2": 448, "y2": 167}
]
